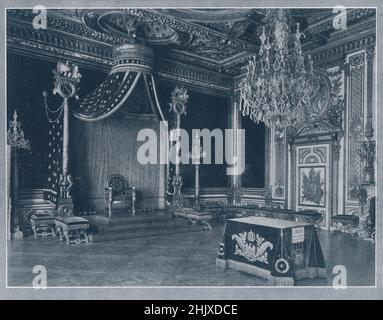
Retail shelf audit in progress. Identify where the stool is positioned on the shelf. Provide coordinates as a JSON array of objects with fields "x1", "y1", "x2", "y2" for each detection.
[
  {"x1": 55, "y1": 216, "x2": 90, "y2": 245},
  {"x1": 29, "y1": 213, "x2": 56, "y2": 238},
  {"x1": 174, "y1": 207, "x2": 213, "y2": 230}
]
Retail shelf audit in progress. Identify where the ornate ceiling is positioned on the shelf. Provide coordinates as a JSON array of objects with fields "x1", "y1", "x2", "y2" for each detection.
[{"x1": 6, "y1": 8, "x2": 376, "y2": 94}]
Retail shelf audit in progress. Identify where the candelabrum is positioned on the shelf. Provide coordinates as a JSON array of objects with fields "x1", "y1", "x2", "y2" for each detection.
[
  {"x1": 189, "y1": 131, "x2": 206, "y2": 210},
  {"x1": 7, "y1": 110, "x2": 31, "y2": 238},
  {"x1": 169, "y1": 86, "x2": 188, "y2": 209},
  {"x1": 43, "y1": 61, "x2": 81, "y2": 216},
  {"x1": 356, "y1": 185, "x2": 375, "y2": 241},
  {"x1": 358, "y1": 140, "x2": 375, "y2": 186}
]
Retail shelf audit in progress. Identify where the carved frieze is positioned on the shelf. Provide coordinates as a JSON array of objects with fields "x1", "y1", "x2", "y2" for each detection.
[
  {"x1": 272, "y1": 128, "x2": 286, "y2": 199},
  {"x1": 305, "y1": 9, "x2": 376, "y2": 35},
  {"x1": 156, "y1": 60, "x2": 233, "y2": 95},
  {"x1": 7, "y1": 8, "x2": 376, "y2": 78}
]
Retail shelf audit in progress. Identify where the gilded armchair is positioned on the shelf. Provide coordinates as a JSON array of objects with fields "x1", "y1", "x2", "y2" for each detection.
[{"x1": 105, "y1": 174, "x2": 136, "y2": 217}]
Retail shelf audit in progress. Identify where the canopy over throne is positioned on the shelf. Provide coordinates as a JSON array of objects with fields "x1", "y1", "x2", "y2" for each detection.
[{"x1": 105, "y1": 174, "x2": 136, "y2": 217}]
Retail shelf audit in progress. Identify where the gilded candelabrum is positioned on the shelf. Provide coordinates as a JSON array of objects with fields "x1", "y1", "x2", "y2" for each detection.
[
  {"x1": 7, "y1": 110, "x2": 31, "y2": 238},
  {"x1": 43, "y1": 61, "x2": 81, "y2": 215},
  {"x1": 189, "y1": 131, "x2": 206, "y2": 210},
  {"x1": 169, "y1": 86, "x2": 188, "y2": 209}
]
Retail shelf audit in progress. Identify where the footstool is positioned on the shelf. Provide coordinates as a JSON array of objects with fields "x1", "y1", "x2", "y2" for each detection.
[
  {"x1": 29, "y1": 212, "x2": 56, "y2": 238},
  {"x1": 174, "y1": 207, "x2": 213, "y2": 230},
  {"x1": 55, "y1": 216, "x2": 90, "y2": 245}
]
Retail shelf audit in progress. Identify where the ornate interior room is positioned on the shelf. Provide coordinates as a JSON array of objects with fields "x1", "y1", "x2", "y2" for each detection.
[{"x1": 6, "y1": 8, "x2": 376, "y2": 286}]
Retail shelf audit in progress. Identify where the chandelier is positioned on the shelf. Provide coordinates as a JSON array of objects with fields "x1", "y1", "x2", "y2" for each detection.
[{"x1": 239, "y1": 9, "x2": 317, "y2": 129}]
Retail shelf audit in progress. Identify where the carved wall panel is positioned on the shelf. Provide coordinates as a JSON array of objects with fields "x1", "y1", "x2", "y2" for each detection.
[
  {"x1": 295, "y1": 144, "x2": 330, "y2": 229},
  {"x1": 271, "y1": 127, "x2": 287, "y2": 200},
  {"x1": 346, "y1": 52, "x2": 365, "y2": 202}
]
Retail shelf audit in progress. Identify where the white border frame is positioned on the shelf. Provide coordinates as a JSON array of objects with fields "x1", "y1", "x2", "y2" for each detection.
[{"x1": 0, "y1": 0, "x2": 381, "y2": 299}]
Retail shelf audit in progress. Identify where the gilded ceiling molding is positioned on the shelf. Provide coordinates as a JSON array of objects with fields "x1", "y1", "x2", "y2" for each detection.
[
  {"x1": 135, "y1": 9, "x2": 257, "y2": 53},
  {"x1": 7, "y1": 35, "x2": 233, "y2": 96},
  {"x1": 305, "y1": 9, "x2": 376, "y2": 35},
  {"x1": 7, "y1": 9, "x2": 122, "y2": 45},
  {"x1": 7, "y1": 37, "x2": 113, "y2": 73},
  {"x1": 156, "y1": 61, "x2": 233, "y2": 97},
  {"x1": 6, "y1": 8, "x2": 376, "y2": 92},
  {"x1": 7, "y1": 18, "x2": 113, "y2": 62},
  {"x1": 310, "y1": 33, "x2": 376, "y2": 67}
]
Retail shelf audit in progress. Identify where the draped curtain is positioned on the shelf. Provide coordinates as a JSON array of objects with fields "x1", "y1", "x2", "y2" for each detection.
[{"x1": 71, "y1": 113, "x2": 162, "y2": 212}]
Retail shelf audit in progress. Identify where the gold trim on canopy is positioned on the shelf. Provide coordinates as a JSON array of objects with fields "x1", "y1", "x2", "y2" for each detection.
[{"x1": 73, "y1": 43, "x2": 166, "y2": 123}]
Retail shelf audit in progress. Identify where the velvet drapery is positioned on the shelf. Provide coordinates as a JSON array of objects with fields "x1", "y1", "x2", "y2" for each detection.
[{"x1": 71, "y1": 112, "x2": 164, "y2": 212}]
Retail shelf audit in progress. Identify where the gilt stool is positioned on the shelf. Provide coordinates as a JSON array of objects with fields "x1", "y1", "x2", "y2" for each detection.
[
  {"x1": 55, "y1": 216, "x2": 90, "y2": 245},
  {"x1": 29, "y1": 211, "x2": 56, "y2": 238}
]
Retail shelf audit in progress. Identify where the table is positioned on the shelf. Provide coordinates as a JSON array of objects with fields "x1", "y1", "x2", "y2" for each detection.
[
  {"x1": 216, "y1": 216, "x2": 326, "y2": 286},
  {"x1": 55, "y1": 216, "x2": 90, "y2": 245}
]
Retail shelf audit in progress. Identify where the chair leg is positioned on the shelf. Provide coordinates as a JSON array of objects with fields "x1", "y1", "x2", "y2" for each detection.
[
  {"x1": 108, "y1": 202, "x2": 113, "y2": 218},
  {"x1": 132, "y1": 190, "x2": 136, "y2": 216}
]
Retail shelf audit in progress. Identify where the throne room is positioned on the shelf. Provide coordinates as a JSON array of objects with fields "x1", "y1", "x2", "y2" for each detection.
[{"x1": 5, "y1": 8, "x2": 376, "y2": 287}]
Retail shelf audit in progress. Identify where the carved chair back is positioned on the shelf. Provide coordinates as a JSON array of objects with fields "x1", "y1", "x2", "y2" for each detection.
[{"x1": 106, "y1": 174, "x2": 129, "y2": 196}]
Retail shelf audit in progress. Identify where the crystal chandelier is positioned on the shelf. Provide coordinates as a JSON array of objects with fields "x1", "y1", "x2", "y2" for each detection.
[{"x1": 239, "y1": 9, "x2": 317, "y2": 129}]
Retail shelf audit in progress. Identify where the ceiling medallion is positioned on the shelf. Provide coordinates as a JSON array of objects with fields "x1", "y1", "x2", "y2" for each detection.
[
  {"x1": 82, "y1": 9, "x2": 191, "y2": 46},
  {"x1": 239, "y1": 9, "x2": 325, "y2": 129}
]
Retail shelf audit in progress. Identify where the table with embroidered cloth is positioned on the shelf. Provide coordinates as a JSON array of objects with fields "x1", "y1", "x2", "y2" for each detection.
[
  {"x1": 216, "y1": 216, "x2": 327, "y2": 286},
  {"x1": 55, "y1": 216, "x2": 90, "y2": 245}
]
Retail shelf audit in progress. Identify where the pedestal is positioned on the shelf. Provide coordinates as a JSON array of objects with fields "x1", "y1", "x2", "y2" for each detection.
[
  {"x1": 12, "y1": 226, "x2": 24, "y2": 240},
  {"x1": 171, "y1": 175, "x2": 184, "y2": 209},
  {"x1": 357, "y1": 185, "x2": 375, "y2": 240}
]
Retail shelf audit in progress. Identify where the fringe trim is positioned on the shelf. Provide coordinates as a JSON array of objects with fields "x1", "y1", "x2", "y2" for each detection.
[
  {"x1": 216, "y1": 259, "x2": 327, "y2": 286},
  {"x1": 216, "y1": 259, "x2": 272, "y2": 280},
  {"x1": 295, "y1": 267, "x2": 328, "y2": 280},
  {"x1": 271, "y1": 276, "x2": 294, "y2": 286},
  {"x1": 216, "y1": 258, "x2": 228, "y2": 269}
]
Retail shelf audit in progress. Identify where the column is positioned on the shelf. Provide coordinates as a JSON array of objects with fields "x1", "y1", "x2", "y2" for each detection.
[{"x1": 227, "y1": 91, "x2": 242, "y2": 205}]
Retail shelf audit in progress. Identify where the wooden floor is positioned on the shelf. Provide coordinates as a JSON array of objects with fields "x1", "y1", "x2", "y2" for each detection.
[{"x1": 7, "y1": 220, "x2": 375, "y2": 287}]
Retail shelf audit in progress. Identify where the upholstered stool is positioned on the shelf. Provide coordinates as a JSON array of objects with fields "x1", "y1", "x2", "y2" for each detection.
[
  {"x1": 174, "y1": 207, "x2": 213, "y2": 230},
  {"x1": 29, "y1": 212, "x2": 56, "y2": 238},
  {"x1": 55, "y1": 216, "x2": 90, "y2": 245}
]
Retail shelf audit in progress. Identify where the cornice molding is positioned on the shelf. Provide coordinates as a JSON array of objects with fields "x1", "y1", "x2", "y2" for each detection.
[
  {"x1": 232, "y1": 31, "x2": 375, "y2": 86},
  {"x1": 6, "y1": 8, "x2": 376, "y2": 94},
  {"x1": 310, "y1": 33, "x2": 375, "y2": 67},
  {"x1": 7, "y1": 37, "x2": 113, "y2": 73},
  {"x1": 156, "y1": 60, "x2": 233, "y2": 96},
  {"x1": 305, "y1": 8, "x2": 376, "y2": 36},
  {"x1": 7, "y1": 17, "x2": 113, "y2": 62},
  {"x1": 7, "y1": 9, "x2": 122, "y2": 45}
]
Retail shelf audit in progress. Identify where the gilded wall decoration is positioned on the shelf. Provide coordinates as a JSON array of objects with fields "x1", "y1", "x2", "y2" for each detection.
[
  {"x1": 347, "y1": 52, "x2": 365, "y2": 201},
  {"x1": 272, "y1": 128, "x2": 286, "y2": 199},
  {"x1": 180, "y1": 37, "x2": 239, "y2": 62},
  {"x1": 288, "y1": 68, "x2": 344, "y2": 138},
  {"x1": 295, "y1": 144, "x2": 330, "y2": 228},
  {"x1": 299, "y1": 167, "x2": 326, "y2": 207}
]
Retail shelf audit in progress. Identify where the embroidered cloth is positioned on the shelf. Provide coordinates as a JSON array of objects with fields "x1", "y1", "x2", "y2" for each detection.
[{"x1": 216, "y1": 216, "x2": 326, "y2": 286}]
